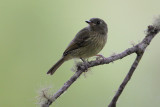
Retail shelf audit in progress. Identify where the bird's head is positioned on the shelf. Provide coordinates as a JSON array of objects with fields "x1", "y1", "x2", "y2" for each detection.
[{"x1": 85, "y1": 18, "x2": 108, "y2": 34}]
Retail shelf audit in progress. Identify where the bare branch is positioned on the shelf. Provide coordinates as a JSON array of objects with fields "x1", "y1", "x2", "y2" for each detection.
[
  {"x1": 108, "y1": 53, "x2": 144, "y2": 107},
  {"x1": 107, "y1": 25, "x2": 159, "y2": 107},
  {"x1": 41, "y1": 69, "x2": 84, "y2": 107},
  {"x1": 41, "y1": 25, "x2": 159, "y2": 107}
]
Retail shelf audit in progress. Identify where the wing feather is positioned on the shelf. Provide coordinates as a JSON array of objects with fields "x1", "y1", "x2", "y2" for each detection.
[{"x1": 63, "y1": 28, "x2": 90, "y2": 56}]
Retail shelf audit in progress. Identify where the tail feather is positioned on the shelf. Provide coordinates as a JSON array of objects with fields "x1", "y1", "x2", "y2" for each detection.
[{"x1": 47, "y1": 57, "x2": 65, "y2": 75}]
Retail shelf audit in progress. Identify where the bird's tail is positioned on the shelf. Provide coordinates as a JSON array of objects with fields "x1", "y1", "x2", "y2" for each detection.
[{"x1": 47, "y1": 57, "x2": 65, "y2": 75}]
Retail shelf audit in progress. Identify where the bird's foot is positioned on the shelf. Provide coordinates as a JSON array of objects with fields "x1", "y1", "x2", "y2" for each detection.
[
  {"x1": 96, "y1": 54, "x2": 106, "y2": 60},
  {"x1": 80, "y1": 58, "x2": 89, "y2": 71}
]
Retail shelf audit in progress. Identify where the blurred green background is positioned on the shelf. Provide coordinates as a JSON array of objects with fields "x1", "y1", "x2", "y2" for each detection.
[{"x1": 0, "y1": 0, "x2": 160, "y2": 107}]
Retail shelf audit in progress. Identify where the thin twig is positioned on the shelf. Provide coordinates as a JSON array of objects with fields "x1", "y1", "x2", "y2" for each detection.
[{"x1": 108, "y1": 53, "x2": 144, "y2": 107}]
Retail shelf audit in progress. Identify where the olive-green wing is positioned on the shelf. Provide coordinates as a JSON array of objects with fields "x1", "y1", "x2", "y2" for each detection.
[{"x1": 63, "y1": 28, "x2": 90, "y2": 56}]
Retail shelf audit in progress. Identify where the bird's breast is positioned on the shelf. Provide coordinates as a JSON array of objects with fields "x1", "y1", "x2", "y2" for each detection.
[
  {"x1": 66, "y1": 32, "x2": 107, "y2": 59},
  {"x1": 84, "y1": 33, "x2": 107, "y2": 57}
]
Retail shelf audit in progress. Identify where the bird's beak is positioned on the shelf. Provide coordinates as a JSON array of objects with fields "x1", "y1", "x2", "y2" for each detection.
[
  {"x1": 85, "y1": 20, "x2": 95, "y2": 26},
  {"x1": 85, "y1": 20, "x2": 92, "y2": 24}
]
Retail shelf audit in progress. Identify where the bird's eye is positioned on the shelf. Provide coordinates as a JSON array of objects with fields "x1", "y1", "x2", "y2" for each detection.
[{"x1": 97, "y1": 21, "x2": 100, "y2": 25}]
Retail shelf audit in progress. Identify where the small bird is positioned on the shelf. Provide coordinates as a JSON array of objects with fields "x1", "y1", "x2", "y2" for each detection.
[{"x1": 47, "y1": 18, "x2": 108, "y2": 75}]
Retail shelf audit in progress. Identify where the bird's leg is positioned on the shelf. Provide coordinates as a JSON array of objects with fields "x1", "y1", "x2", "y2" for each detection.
[
  {"x1": 80, "y1": 58, "x2": 88, "y2": 71},
  {"x1": 96, "y1": 54, "x2": 106, "y2": 60}
]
